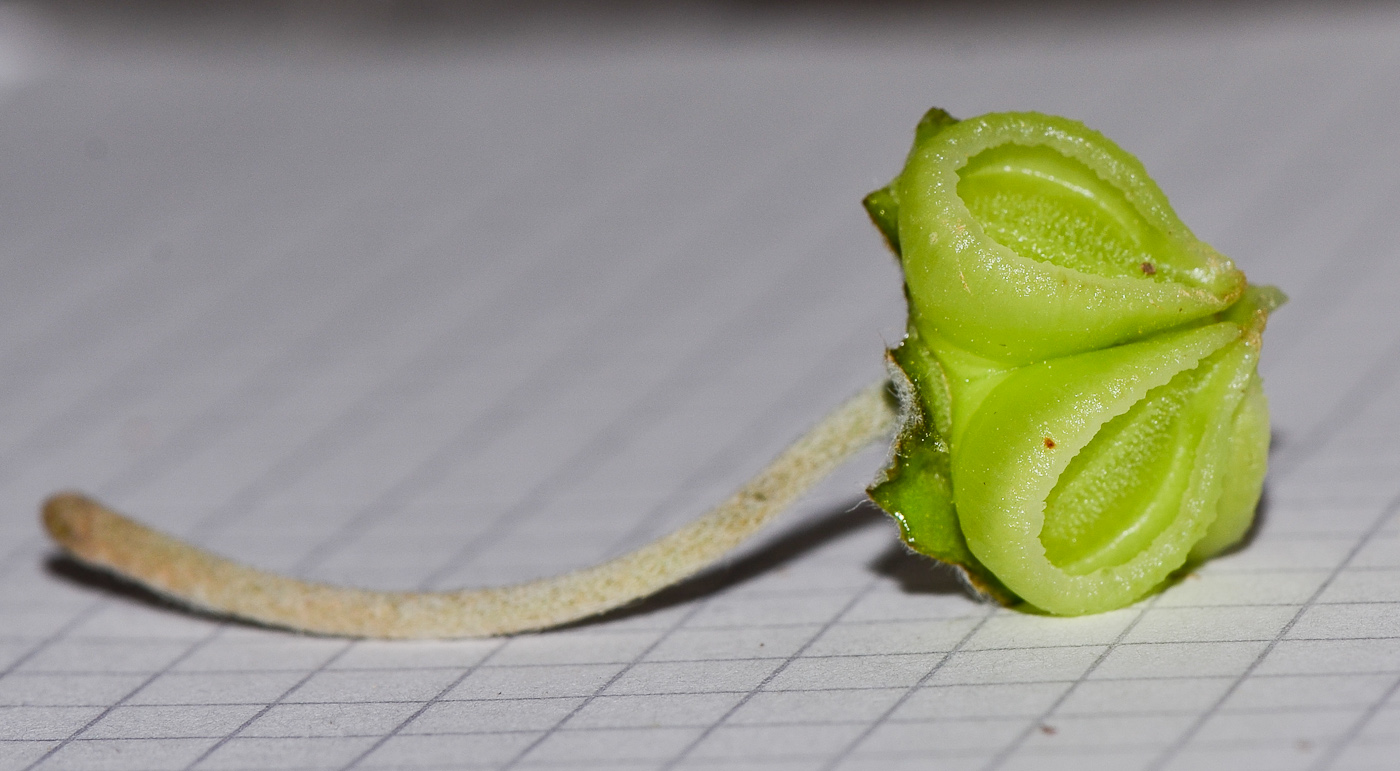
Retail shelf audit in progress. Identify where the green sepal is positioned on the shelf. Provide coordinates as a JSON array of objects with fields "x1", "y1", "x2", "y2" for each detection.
[
  {"x1": 867, "y1": 325, "x2": 1015, "y2": 604},
  {"x1": 1189, "y1": 283, "x2": 1287, "y2": 562},
  {"x1": 862, "y1": 108, "x2": 961, "y2": 258}
]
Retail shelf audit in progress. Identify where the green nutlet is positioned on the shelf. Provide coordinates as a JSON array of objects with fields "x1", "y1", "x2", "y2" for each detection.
[{"x1": 866, "y1": 109, "x2": 1285, "y2": 616}]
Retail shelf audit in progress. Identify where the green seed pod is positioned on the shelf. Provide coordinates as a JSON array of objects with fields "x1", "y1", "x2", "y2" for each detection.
[{"x1": 867, "y1": 109, "x2": 1285, "y2": 616}]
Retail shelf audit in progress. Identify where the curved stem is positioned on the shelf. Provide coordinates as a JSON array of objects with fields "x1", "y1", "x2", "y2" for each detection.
[{"x1": 43, "y1": 380, "x2": 896, "y2": 639}]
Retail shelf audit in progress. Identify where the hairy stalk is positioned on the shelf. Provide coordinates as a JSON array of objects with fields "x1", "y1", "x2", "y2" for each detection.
[{"x1": 42, "y1": 381, "x2": 897, "y2": 639}]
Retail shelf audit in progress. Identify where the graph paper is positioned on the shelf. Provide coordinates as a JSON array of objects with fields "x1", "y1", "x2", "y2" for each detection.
[{"x1": 3, "y1": 2, "x2": 1400, "y2": 769}]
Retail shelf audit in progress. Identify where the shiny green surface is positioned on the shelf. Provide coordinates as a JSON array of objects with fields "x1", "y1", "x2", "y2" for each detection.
[{"x1": 867, "y1": 109, "x2": 1282, "y2": 615}]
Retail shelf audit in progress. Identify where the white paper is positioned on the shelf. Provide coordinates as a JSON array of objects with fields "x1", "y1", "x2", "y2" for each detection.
[{"x1": 4, "y1": 4, "x2": 1400, "y2": 769}]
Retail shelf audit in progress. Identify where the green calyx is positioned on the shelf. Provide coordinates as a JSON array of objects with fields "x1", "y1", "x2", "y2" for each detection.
[{"x1": 866, "y1": 109, "x2": 1284, "y2": 615}]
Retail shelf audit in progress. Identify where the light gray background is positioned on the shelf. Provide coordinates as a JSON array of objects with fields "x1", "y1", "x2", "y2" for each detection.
[{"x1": 2, "y1": 2, "x2": 1399, "y2": 769}]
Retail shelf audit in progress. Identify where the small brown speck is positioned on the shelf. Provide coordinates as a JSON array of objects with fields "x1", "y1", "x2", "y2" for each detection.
[
  {"x1": 1296, "y1": 740, "x2": 1312, "y2": 752},
  {"x1": 1140, "y1": 261, "x2": 1156, "y2": 276},
  {"x1": 1043, "y1": 437, "x2": 1056, "y2": 449},
  {"x1": 1039, "y1": 724, "x2": 1057, "y2": 736}
]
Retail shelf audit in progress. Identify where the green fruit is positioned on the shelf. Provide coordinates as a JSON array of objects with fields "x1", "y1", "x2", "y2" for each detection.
[{"x1": 866, "y1": 109, "x2": 1284, "y2": 615}]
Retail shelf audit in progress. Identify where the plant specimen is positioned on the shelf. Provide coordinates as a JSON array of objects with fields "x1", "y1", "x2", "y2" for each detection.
[{"x1": 43, "y1": 108, "x2": 1280, "y2": 636}]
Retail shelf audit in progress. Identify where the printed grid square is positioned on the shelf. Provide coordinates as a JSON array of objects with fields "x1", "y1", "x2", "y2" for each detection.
[
  {"x1": 1351, "y1": 532, "x2": 1400, "y2": 569},
  {"x1": 487, "y1": 631, "x2": 662, "y2": 667},
  {"x1": 402, "y1": 698, "x2": 585, "y2": 734},
  {"x1": 126, "y1": 671, "x2": 311, "y2": 706},
  {"x1": 726, "y1": 689, "x2": 906, "y2": 725},
  {"x1": 1022, "y1": 714, "x2": 1196, "y2": 749},
  {"x1": 839, "y1": 589, "x2": 981, "y2": 624},
  {"x1": 0, "y1": 741, "x2": 57, "y2": 771},
  {"x1": 683, "y1": 593, "x2": 865, "y2": 629},
  {"x1": 893, "y1": 682, "x2": 1067, "y2": 721},
  {"x1": 1354, "y1": 700, "x2": 1400, "y2": 740},
  {"x1": 1205, "y1": 535, "x2": 1355, "y2": 573},
  {"x1": 833, "y1": 756, "x2": 991, "y2": 771},
  {"x1": 997, "y1": 748, "x2": 1161, "y2": 771},
  {"x1": 17, "y1": 640, "x2": 194, "y2": 675},
  {"x1": 447, "y1": 665, "x2": 625, "y2": 701},
  {"x1": 1329, "y1": 740, "x2": 1400, "y2": 771},
  {"x1": 686, "y1": 723, "x2": 870, "y2": 761},
  {"x1": 284, "y1": 668, "x2": 465, "y2": 704},
  {"x1": 1160, "y1": 743, "x2": 1324, "y2": 771},
  {"x1": 726, "y1": 556, "x2": 879, "y2": 597},
  {"x1": 0, "y1": 607, "x2": 92, "y2": 641},
  {"x1": 83, "y1": 704, "x2": 263, "y2": 740},
  {"x1": 1121, "y1": 605, "x2": 1296, "y2": 644},
  {"x1": 1287, "y1": 603, "x2": 1400, "y2": 640},
  {"x1": 1191, "y1": 709, "x2": 1361, "y2": 746},
  {"x1": 642, "y1": 626, "x2": 819, "y2": 662},
  {"x1": 33, "y1": 738, "x2": 217, "y2": 771},
  {"x1": 1254, "y1": 639, "x2": 1400, "y2": 676},
  {"x1": 565, "y1": 692, "x2": 744, "y2": 729},
  {"x1": 764, "y1": 655, "x2": 936, "y2": 691},
  {"x1": 850, "y1": 718, "x2": 1026, "y2": 756},
  {"x1": 358, "y1": 732, "x2": 540, "y2": 768},
  {"x1": 0, "y1": 674, "x2": 148, "y2": 707},
  {"x1": 329, "y1": 641, "x2": 500, "y2": 671},
  {"x1": 928, "y1": 646, "x2": 1106, "y2": 686},
  {"x1": 1317, "y1": 568, "x2": 1400, "y2": 603},
  {"x1": 239, "y1": 702, "x2": 424, "y2": 738},
  {"x1": 1056, "y1": 677, "x2": 1231, "y2": 717},
  {"x1": 603, "y1": 660, "x2": 780, "y2": 696},
  {"x1": 68, "y1": 605, "x2": 215, "y2": 641},
  {"x1": 1155, "y1": 570, "x2": 1328, "y2": 607},
  {"x1": 172, "y1": 640, "x2": 347, "y2": 673},
  {"x1": 1088, "y1": 641, "x2": 1269, "y2": 680},
  {"x1": 0, "y1": 706, "x2": 104, "y2": 741},
  {"x1": 194, "y1": 736, "x2": 379, "y2": 770},
  {"x1": 521, "y1": 726, "x2": 701, "y2": 763},
  {"x1": 962, "y1": 609, "x2": 1137, "y2": 651},
  {"x1": 1221, "y1": 673, "x2": 1395, "y2": 711},
  {"x1": 803, "y1": 618, "x2": 981, "y2": 657},
  {"x1": 0, "y1": 641, "x2": 33, "y2": 671},
  {"x1": 672, "y1": 760, "x2": 830, "y2": 771}
]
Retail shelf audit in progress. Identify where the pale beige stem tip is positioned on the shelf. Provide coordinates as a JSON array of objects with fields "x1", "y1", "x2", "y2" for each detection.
[{"x1": 42, "y1": 381, "x2": 897, "y2": 639}]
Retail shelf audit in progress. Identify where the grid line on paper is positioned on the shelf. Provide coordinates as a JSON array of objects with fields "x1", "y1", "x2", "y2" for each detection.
[
  {"x1": 178, "y1": 641, "x2": 356, "y2": 770},
  {"x1": 0, "y1": 146, "x2": 427, "y2": 502},
  {"x1": 86, "y1": 77, "x2": 580, "y2": 508},
  {"x1": 5, "y1": 8, "x2": 1400, "y2": 771},
  {"x1": 91, "y1": 69, "x2": 691, "y2": 557},
  {"x1": 5, "y1": 695, "x2": 1398, "y2": 739},
  {"x1": 0, "y1": 600, "x2": 106, "y2": 682},
  {"x1": 595, "y1": 309, "x2": 893, "y2": 566},
  {"x1": 1270, "y1": 329, "x2": 1400, "y2": 481},
  {"x1": 1146, "y1": 466, "x2": 1400, "y2": 769},
  {"x1": 1312, "y1": 671, "x2": 1400, "y2": 770},
  {"x1": 981, "y1": 593, "x2": 1162, "y2": 770},
  {"x1": 7, "y1": 697, "x2": 1400, "y2": 744},
  {"x1": 337, "y1": 639, "x2": 509, "y2": 770},
  {"x1": 13, "y1": 660, "x2": 1400, "y2": 691},
  {"x1": 408, "y1": 120, "x2": 857, "y2": 593},
  {"x1": 493, "y1": 602, "x2": 712, "y2": 770},
  {"x1": 157, "y1": 79, "x2": 817, "y2": 594},
  {"x1": 660, "y1": 577, "x2": 885, "y2": 769},
  {"x1": 817, "y1": 605, "x2": 999, "y2": 769},
  {"x1": 13, "y1": 660, "x2": 1400, "y2": 696},
  {"x1": 21, "y1": 627, "x2": 227, "y2": 771}
]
